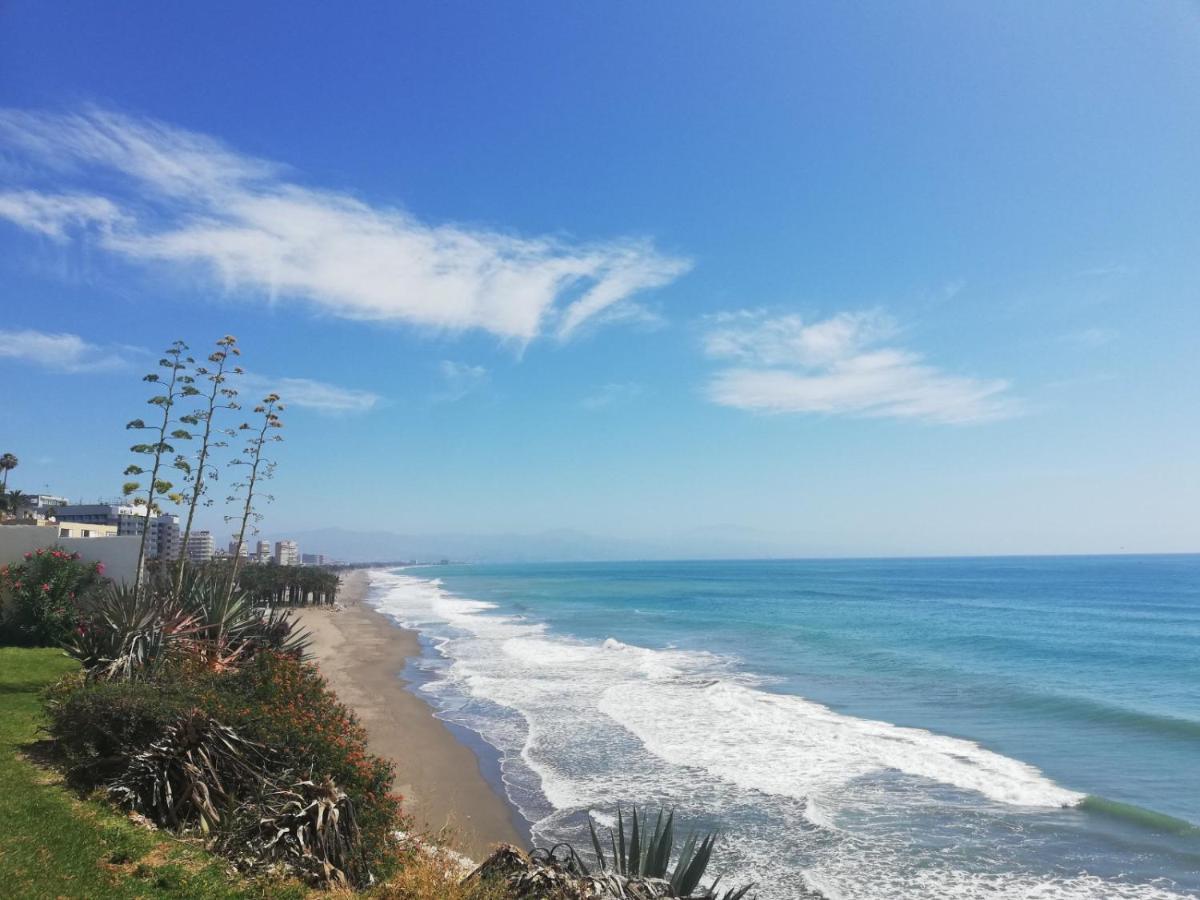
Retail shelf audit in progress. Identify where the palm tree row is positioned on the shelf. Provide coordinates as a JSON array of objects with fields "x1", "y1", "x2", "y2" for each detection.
[
  {"x1": 237, "y1": 561, "x2": 340, "y2": 606},
  {"x1": 146, "y1": 559, "x2": 340, "y2": 607}
]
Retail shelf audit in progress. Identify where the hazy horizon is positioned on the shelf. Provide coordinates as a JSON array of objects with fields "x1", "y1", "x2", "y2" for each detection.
[{"x1": 287, "y1": 524, "x2": 1200, "y2": 565}]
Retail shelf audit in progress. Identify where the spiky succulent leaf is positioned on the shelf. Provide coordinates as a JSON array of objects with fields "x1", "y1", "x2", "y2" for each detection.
[
  {"x1": 588, "y1": 813, "x2": 607, "y2": 871},
  {"x1": 628, "y1": 806, "x2": 641, "y2": 877}
]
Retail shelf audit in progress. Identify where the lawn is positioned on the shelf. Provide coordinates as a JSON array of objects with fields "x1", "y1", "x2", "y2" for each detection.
[{"x1": 0, "y1": 647, "x2": 304, "y2": 900}]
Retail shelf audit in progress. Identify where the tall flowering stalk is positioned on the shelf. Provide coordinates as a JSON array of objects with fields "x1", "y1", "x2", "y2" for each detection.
[
  {"x1": 123, "y1": 341, "x2": 196, "y2": 589},
  {"x1": 174, "y1": 336, "x2": 242, "y2": 598},
  {"x1": 225, "y1": 393, "x2": 284, "y2": 602}
]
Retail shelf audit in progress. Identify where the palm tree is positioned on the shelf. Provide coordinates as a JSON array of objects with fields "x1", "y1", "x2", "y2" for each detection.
[
  {"x1": 0, "y1": 453, "x2": 17, "y2": 492},
  {"x1": 4, "y1": 490, "x2": 26, "y2": 519}
]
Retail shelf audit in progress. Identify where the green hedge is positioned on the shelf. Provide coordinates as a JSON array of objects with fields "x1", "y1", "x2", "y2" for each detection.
[{"x1": 44, "y1": 651, "x2": 404, "y2": 883}]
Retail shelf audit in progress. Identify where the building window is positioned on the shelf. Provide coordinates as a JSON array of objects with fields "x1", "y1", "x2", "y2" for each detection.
[{"x1": 59, "y1": 528, "x2": 69, "y2": 537}]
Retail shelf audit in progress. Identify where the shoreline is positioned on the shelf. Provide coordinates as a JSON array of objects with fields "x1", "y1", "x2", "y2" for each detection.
[{"x1": 293, "y1": 570, "x2": 526, "y2": 861}]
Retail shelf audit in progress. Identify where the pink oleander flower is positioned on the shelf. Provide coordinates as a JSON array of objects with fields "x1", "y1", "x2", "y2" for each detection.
[
  {"x1": 95, "y1": 563, "x2": 106, "y2": 574},
  {"x1": 23, "y1": 552, "x2": 32, "y2": 560},
  {"x1": 41, "y1": 583, "x2": 50, "y2": 592}
]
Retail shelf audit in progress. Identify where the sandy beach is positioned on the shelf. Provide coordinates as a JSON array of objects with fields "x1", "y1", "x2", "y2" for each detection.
[{"x1": 294, "y1": 570, "x2": 524, "y2": 861}]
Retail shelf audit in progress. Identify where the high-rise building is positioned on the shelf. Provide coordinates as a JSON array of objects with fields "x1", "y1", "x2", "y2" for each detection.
[
  {"x1": 155, "y1": 514, "x2": 181, "y2": 560},
  {"x1": 300, "y1": 553, "x2": 326, "y2": 566},
  {"x1": 274, "y1": 540, "x2": 299, "y2": 566},
  {"x1": 185, "y1": 530, "x2": 215, "y2": 562},
  {"x1": 227, "y1": 538, "x2": 248, "y2": 558},
  {"x1": 52, "y1": 504, "x2": 179, "y2": 559},
  {"x1": 256, "y1": 539, "x2": 271, "y2": 563}
]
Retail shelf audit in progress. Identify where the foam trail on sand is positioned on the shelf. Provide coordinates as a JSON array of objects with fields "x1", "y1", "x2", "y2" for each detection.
[{"x1": 367, "y1": 569, "x2": 1196, "y2": 900}]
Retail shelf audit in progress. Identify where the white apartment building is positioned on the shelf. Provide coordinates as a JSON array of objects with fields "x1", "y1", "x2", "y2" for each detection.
[
  {"x1": 52, "y1": 504, "x2": 180, "y2": 559},
  {"x1": 274, "y1": 540, "x2": 299, "y2": 566},
  {"x1": 185, "y1": 529, "x2": 215, "y2": 562},
  {"x1": 227, "y1": 538, "x2": 248, "y2": 558}
]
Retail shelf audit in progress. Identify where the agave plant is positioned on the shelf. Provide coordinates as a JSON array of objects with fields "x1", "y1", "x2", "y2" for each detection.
[
  {"x1": 514, "y1": 806, "x2": 754, "y2": 899},
  {"x1": 108, "y1": 710, "x2": 267, "y2": 834},
  {"x1": 249, "y1": 605, "x2": 312, "y2": 658},
  {"x1": 223, "y1": 776, "x2": 366, "y2": 886},
  {"x1": 174, "y1": 571, "x2": 261, "y2": 670},
  {"x1": 67, "y1": 583, "x2": 200, "y2": 681},
  {"x1": 178, "y1": 569, "x2": 309, "y2": 658}
]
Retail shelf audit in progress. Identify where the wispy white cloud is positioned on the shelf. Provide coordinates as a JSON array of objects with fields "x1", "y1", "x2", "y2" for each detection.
[
  {"x1": 0, "y1": 328, "x2": 128, "y2": 372},
  {"x1": 703, "y1": 309, "x2": 898, "y2": 368},
  {"x1": 703, "y1": 310, "x2": 1017, "y2": 424},
  {"x1": 0, "y1": 191, "x2": 126, "y2": 238},
  {"x1": 0, "y1": 326, "x2": 378, "y2": 413},
  {"x1": 582, "y1": 381, "x2": 644, "y2": 409},
  {"x1": 0, "y1": 107, "x2": 689, "y2": 344},
  {"x1": 240, "y1": 373, "x2": 381, "y2": 415},
  {"x1": 435, "y1": 360, "x2": 489, "y2": 403}
]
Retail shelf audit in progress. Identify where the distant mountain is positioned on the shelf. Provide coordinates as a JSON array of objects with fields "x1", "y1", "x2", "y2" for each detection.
[{"x1": 283, "y1": 525, "x2": 796, "y2": 563}]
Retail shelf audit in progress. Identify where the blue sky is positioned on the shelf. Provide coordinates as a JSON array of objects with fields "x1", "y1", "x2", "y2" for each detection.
[{"x1": 1, "y1": 2, "x2": 1197, "y2": 557}]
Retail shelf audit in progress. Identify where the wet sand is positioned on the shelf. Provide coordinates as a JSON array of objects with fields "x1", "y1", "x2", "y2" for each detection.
[{"x1": 294, "y1": 570, "x2": 524, "y2": 861}]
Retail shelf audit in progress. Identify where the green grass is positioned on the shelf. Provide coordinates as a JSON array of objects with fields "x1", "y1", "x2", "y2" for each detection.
[{"x1": 0, "y1": 647, "x2": 307, "y2": 900}]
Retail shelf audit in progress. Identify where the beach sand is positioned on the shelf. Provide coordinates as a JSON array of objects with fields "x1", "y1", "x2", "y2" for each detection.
[{"x1": 294, "y1": 570, "x2": 524, "y2": 861}]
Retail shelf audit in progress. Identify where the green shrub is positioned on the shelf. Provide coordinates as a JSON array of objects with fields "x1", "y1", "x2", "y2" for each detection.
[
  {"x1": 194, "y1": 652, "x2": 402, "y2": 873},
  {"x1": 43, "y1": 650, "x2": 403, "y2": 884},
  {"x1": 0, "y1": 547, "x2": 104, "y2": 646},
  {"x1": 42, "y1": 674, "x2": 189, "y2": 786}
]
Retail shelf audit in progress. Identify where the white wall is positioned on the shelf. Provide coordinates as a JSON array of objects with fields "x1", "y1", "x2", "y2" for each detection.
[{"x1": 0, "y1": 527, "x2": 141, "y2": 585}]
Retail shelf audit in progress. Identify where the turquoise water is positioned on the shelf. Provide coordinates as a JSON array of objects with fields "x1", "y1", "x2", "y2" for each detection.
[{"x1": 369, "y1": 556, "x2": 1200, "y2": 898}]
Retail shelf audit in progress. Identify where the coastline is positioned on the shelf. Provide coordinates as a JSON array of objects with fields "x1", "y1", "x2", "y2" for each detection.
[{"x1": 293, "y1": 569, "x2": 525, "y2": 861}]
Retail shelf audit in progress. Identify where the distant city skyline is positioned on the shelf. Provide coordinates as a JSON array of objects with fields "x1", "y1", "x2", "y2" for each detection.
[{"x1": 1, "y1": 3, "x2": 1197, "y2": 557}]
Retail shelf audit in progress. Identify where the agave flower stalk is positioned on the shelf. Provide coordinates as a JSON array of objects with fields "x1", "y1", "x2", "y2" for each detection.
[
  {"x1": 173, "y1": 335, "x2": 242, "y2": 599},
  {"x1": 224, "y1": 393, "x2": 284, "y2": 603},
  {"x1": 123, "y1": 340, "x2": 195, "y2": 590}
]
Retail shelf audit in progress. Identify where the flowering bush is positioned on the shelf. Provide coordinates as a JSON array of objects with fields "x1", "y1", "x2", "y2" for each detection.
[
  {"x1": 190, "y1": 652, "x2": 402, "y2": 874},
  {"x1": 44, "y1": 650, "x2": 403, "y2": 884},
  {"x1": 0, "y1": 547, "x2": 106, "y2": 646}
]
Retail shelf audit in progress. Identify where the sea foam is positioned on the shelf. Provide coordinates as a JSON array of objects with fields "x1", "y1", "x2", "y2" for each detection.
[{"x1": 366, "y1": 568, "x2": 1194, "y2": 900}]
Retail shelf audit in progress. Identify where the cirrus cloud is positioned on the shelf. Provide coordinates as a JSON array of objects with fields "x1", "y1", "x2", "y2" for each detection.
[
  {"x1": 0, "y1": 327, "x2": 379, "y2": 414},
  {"x1": 703, "y1": 310, "x2": 1018, "y2": 424},
  {"x1": 239, "y1": 373, "x2": 382, "y2": 415},
  {"x1": 435, "y1": 360, "x2": 489, "y2": 403},
  {"x1": 0, "y1": 328, "x2": 129, "y2": 373},
  {"x1": 0, "y1": 106, "x2": 689, "y2": 344}
]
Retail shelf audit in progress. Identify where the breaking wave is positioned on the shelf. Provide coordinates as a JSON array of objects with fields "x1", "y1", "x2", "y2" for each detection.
[{"x1": 368, "y1": 569, "x2": 1197, "y2": 900}]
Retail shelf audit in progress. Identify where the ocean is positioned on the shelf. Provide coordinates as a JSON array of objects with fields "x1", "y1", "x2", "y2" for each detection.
[{"x1": 367, "y1": 556, "x2": 1200, "y2": 899}]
